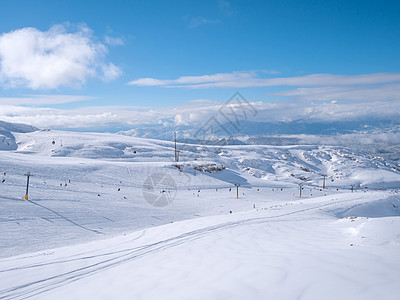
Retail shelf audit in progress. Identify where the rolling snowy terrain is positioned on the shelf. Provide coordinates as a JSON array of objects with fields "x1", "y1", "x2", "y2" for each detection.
[{"x1": 0, "y1": 123, "x2": 399, "y2": 299}]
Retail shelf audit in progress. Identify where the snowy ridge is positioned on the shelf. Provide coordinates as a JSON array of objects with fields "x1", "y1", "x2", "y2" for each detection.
[
  {"x1": 13, "y1": 129, "x2": 400, "y2": 189},
  {"x1": 0, "y1": 125, "x2": 399, "y2": 299},
  {"x1": 0, "y1": 120, "x2": 37, "y2": 150}
]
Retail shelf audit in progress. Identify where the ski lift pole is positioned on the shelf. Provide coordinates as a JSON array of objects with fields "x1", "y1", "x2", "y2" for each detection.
[
  {"x1": 322, "y1": 174, "x2": 327, "y2": 189},
  {"x1": 235, "y1": 184, "x2": 240, "y2": 199},
  {"x1": 299, "y1": 183, "x2": 303, "y2": 198},
  {"x1": 24, "y1": 172, "x2": 32, "y2": 200}
]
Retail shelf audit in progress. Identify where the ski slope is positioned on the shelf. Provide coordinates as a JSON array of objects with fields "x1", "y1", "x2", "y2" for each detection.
[
  {"x1": 0, "y1": 126, "x2": 400, "y2": 299},
  {"x1": 1, "y1": 192, "x2": 400, "y2": 300}
]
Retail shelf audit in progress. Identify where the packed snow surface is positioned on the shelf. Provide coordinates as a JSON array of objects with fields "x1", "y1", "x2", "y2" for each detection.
[{"x1": 0, "y1": 128, "x2": 399, "y2": 299}]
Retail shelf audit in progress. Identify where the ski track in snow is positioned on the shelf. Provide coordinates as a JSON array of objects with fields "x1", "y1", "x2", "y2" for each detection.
[{"x1": 1, "y1": 193, "x2": 399, "y2": 299}]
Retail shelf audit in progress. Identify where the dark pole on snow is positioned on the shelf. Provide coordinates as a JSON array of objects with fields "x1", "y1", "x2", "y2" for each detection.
[
  {"x1": 174, "y1": 132, "x2": 180, "y2": 162},
  {"x1": 24, "y1": 172, "x2": 32, "y2": 200},
  {"x1": 299, "y1": 183, "x2": 303, "y2": 198},
  {"x1": 322, "y1": 174, "x2": 327, "y2": 189},
  {"x1": 235, "y1": 184, "x2": 240, "y2": 199},
  {"x1": 174, "y1": 132, "x2": 177, "y2": 162}
]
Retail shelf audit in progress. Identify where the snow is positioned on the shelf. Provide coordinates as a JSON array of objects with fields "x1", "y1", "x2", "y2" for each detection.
[
  {"x1": 0, "y1": 120, "x2": 37, "y2": 150},
  {"x1": 0, "y1": 127, "x2": 400, "y2": 299}
]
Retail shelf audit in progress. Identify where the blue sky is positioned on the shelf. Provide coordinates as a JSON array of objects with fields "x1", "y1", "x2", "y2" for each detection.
[{"x1": 0, "y1": 0, "x2": 400, "y2": 130}]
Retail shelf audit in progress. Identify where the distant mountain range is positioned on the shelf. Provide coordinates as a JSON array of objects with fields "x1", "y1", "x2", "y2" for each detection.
[
  {"x1": 2, "y1": 118, "x2": 400, "y2": 163},
  {"x1": 117, "y1": 118, "x2": 400, "y2": 162}
]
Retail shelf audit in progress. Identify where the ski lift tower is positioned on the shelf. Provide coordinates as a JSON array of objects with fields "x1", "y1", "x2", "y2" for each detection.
[
  {"x1": 24, "y1": 172, "x2": 32, "y2": 200},
  {"x1": 234, "y1": 183, "x2": 240, "y2": 199}
]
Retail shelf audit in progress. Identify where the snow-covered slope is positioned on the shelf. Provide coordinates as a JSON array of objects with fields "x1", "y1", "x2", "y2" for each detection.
[
  {"x1": 0, "y1": 126, "x2": 399, "y2": 299},
  {"x1": 0, "y1": 191, "x2": 399, "y2": 300},
  {"x1": 13, "y1": 129, "x2": 400, "y2": 189},
  {"x1": 0, "y1": 120, "x2": 37, "y2": 150}
]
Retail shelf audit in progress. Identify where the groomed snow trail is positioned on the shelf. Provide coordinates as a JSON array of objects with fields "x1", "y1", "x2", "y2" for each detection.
[{"x1": 1, "y1": 192, "x2": 399, "y2": 300}]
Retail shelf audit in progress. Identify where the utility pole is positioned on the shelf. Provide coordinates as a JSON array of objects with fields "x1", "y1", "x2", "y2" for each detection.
[
  {"x1": 24, "y1": 172, "x2": 32, "y2": 200},
  {"x1": 174, "y1": 132, "x2": 179, "y2": 162},
  {"x1": 299, "y1": 183, "x2": 303, "y2": 198},
  {"x1": 235, "y1": 184, "x2": 240, "y2": 199},
  {"x1": 322, "y1": 174, "x2": 327, "y2": 189}
]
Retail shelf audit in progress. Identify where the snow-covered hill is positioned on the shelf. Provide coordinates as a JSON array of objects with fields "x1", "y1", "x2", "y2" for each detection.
[
  {"x1": 13, "y1": 129, "x2": 400, "y2": 189},
  {"x1": 0, "y1": 120, "x2": 37, "y2": 150},
  {"x1": 0, "y1": 124, "x2": 400, "y2": 299},
  {"x1": 1, "y1": 193, "x2": 400, "y2": 300}
]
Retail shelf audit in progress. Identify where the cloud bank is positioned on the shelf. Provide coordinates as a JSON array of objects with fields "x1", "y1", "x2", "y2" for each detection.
[
  {"x1": 0, "y1": 24, "x2": 122, "y2": 89},
  {"x1": 0, "y1": 95, "x2": 95, "y2": 105},
  {"x1": 128, "y1": 71, "x2": 400, "y2": 89},
  {"x1": 1, "y1": 97, "x2": 400, "y2": 131}
]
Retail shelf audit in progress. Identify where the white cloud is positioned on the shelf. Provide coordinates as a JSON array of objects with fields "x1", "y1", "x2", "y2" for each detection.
[
  {"x1": 0, "y1": 24, "x2": 121, "y2": 89},
  {"x1": 218, "y1": 0, "x2": 231, "y2": 10},
  {"x1": 0, "y1": 100, "x2": 234, "y2": 129},
  {"x1": 1, "y1": 96, "x2": 400, "y2": 131},
  {"x1": 128, "y1": 71, "x2": 256, "y2": 86},
  {"x1": 101, "y1": 63, "x2": 122, "y2": 81},
  {"x1": 130, "y1": 78, "x2": 168, "y2": 86},
  {"x1": 0, "y1": 95, "x2": 95, "y2": 105},
  {"x1": 218, "y1": 0, "x2": 236, "y2": 16},
  {"x1": 128, "y1": 71, "x2": 400, "y2": 89},
  {"x1": 273, "y1": 84, "x2": 400, "y2": 101},
  {"x1": 278, "y1": 133, "x2": 400, "y2": 146},
  {"x1": 104, "y1": 35, "x2": 124, "y2": 46},
  {"x1": 189, "y1": 17, "x2": 220, "y2": 28}
]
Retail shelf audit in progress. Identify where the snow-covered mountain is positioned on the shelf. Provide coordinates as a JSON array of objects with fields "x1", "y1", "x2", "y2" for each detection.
[
  {"x1": 118, "y1": 117, "x2": 400, "y2": 138},
  {"x1": 0, "y1": 120, "x2": 37, "y2": 150},
  {"x1": 12, "y1": 128, "x2": 400, "y2": 189},
  {"x1": 117, "y1": 119, "x2": 400, "y2": 163},
  {"x1": 1, "y1": 122, "x2": 400, "y2": 299}
]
